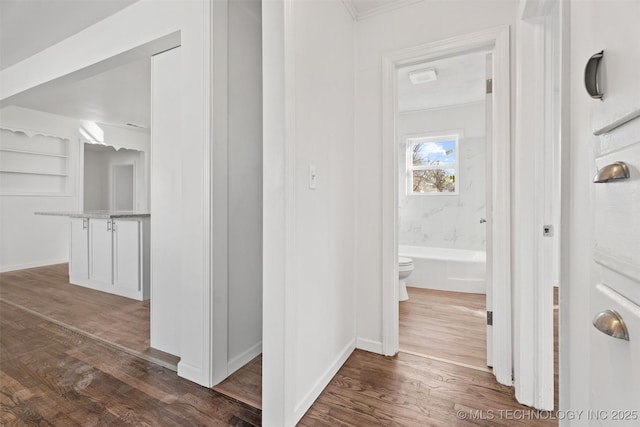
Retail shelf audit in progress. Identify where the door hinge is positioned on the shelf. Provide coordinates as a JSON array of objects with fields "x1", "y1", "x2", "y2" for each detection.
[
  {"x1": 487, "y1": 311, "x2": 493, "y2": 326},
  {"x1": 486, "y1": 79, "x2": 493, "y2": 94}
]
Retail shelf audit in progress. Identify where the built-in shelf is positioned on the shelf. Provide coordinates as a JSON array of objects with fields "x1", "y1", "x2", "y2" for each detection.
[
  {"x1": 0, "y1": 169, "x2": 70, "y2": 177},
  {"x1": 0, "y1": 147, "x2": 70, "y2": 158},
  {"x1": 0, "y1": 127, "x2": 72, "y2": 196}
]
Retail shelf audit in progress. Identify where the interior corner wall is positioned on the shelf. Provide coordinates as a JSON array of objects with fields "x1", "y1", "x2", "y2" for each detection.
[
  {"x1": 227, "y1": 0, "x2": 263, "y2": 374},
  {"x1": 0, "y1": 106, "x2": 81, "y2": 272},
  {"x1": 354, "y1": 0, "x2": 518, "y2": 351},
  {"x1": 262, "y1": 0, "x2": 356, "y2": 425}
]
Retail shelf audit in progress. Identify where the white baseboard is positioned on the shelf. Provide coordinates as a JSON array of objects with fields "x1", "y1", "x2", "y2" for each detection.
[
  {"x1": 293, "y1": 339, "x2": 355, "y2": 423},
  {"x1": 0, "y1": 258, "x2": 67, "y2": 273},
  {"x1": 356, "y1": 337, "x2": 383, "y2": 354},
  {"x1": 177, "y1": 360, "x2": 209, "y2": 388},
  {"x1": 227, "y1": 341, "x2": 262, "y2": 376}
]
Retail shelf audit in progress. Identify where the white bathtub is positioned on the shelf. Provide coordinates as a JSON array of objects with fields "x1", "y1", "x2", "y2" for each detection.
[{"x1": 399, "y1": 245, "x2": 486, "y2": 294}]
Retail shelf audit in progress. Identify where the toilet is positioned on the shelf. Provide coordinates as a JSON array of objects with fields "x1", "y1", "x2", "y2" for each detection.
[{"x1": 398, "y1": 256, "x2": 413, "y2": 301}]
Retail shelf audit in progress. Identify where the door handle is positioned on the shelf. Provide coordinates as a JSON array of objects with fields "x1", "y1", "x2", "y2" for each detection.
[
  {"x1": 592, "y1": 309, "x2": 629, "y2": 340},
  {"x1": 593, "y1": 161, "x2": 630, "y2": 183},
  {"x1": 107, "y1": 220, "x2": 111, "y2": 232}
]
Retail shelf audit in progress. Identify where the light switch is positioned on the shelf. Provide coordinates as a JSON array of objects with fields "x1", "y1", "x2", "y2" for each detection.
[{"x1": 309, "y1": 164, "x2": 317, "y2": 189}]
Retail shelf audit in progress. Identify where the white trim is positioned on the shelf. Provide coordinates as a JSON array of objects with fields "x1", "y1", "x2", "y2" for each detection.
[
  {"x1": 210, "y1": 0, "x2": 229, "y2": 387},
  {"x1": 261, "y1": 0, "x2": 297, "y2": 424},
  {"x1": 513, "y1": 0, "x2": 559, "y2": 410},
  {"x1": 340, "y1": 0, "x2": 357, "y2": 20},
  {"x1": 0, "y1": 259, "x2": 68, "y2": 273},
  {"x1": 293, "y1": 340, "x2": 355, "y2": 421},
  {"x1": 381, "y1": 26, "x2": 512, "y2": 385},
  {"x1": 354, "y1": 0, "x2": 423, "y2": 21},
  {"x1": 398, "y1": 100, "x2": 485, "y2": 116},
  {"x1": 356, "y1": 337, "x2": 383, "y2": 354},
  {"x1": 227, "y1": 341, "x2": 263, "y2": 375}
]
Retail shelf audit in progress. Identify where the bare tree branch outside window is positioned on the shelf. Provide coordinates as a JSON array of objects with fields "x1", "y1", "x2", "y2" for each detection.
[{"x1": 409, "y1": 138, "x2": 457, "y2": 194}]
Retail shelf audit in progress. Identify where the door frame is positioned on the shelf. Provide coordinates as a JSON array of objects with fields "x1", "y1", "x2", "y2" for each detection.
[
  {"x1": 380, "y1": 26, "x2": 513, "y2": 386},
  {"x1": 513, "y1": 0, "x2": 564, "y2": 410}
]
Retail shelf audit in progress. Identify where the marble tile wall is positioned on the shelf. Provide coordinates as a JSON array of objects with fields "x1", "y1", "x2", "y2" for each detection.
[{"x1": 397, "y1": 103, "x2": 486, "y2": 251}]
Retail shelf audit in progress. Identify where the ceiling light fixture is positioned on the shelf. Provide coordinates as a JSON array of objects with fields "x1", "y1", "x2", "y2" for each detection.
[{"x1": 408, "y1": 67, "x2": 438, "y2": 84}]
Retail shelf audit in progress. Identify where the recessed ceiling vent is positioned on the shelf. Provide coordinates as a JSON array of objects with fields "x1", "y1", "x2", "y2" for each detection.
[{"x1": 409, "y1": 67, "x2": 438, "y2": 84}]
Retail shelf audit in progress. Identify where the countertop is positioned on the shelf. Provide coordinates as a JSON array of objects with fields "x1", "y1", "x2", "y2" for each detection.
[{"x1": 35, "y1": 211, "x2": 150, "y2": 219}]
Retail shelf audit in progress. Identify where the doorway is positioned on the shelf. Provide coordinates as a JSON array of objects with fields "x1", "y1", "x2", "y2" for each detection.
[
  {"x1": 396, "y1": 51, "x2": 491, "y2": 371},
  {"x1": 381, "y1": 26, "x2": 513, "y2": 386}
]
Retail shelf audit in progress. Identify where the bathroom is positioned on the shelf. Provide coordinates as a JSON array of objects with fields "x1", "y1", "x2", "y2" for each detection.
[{"x1": 396, "y1": 50, "x2": 490, "y2": 369}]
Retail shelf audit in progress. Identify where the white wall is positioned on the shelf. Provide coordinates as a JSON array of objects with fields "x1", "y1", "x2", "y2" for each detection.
[
  {"x1": 83, "y1": 147, "x2": 146, "y2": 211},
  {"x1": 227, "y1": 0, "x2": 263, "y2": 373},
  {"x1": 354, "y1": 0, "x2": 517, "y2": 352},
  {"x1": 0, "y1": 106, "x2": 81, "y2": 271},
  {"x1": 262, "y1": 0, "x2": 355, "y2": 425},
  {"x1": 0, "y1": 0, "x2": 216, "y2": 386},
  {"x1": 150, "y1": 47, "x2": 182, "y2": 357},
  {"x1": 398, "y1": 102, "x2": 486, "y2": 251},
  {"x1": 83, "y1": 149, "x2": 109, "y2": 210}
]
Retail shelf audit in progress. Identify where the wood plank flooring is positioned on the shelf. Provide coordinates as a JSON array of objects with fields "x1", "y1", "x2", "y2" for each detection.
[
  {"x1": 0, "y1": 265, "x2": 558, "y2": 425},
  {"x1": 400, "y1": 287, "x2": 487, "y2": 369},
  {"x1": 213, "y1": 355, "x2": 263, "y2": 410},
  {"x1": 300, "y1": 349, "x2": 557, "y2": 426},
  {"x1": 0, "y1": 301, "x2": 261, "y2": 426},
  {"x1": 0, "y1": 264, "x2": 178, "y2": 369}
]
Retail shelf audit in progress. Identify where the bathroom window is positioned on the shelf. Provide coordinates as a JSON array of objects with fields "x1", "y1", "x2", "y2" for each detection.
[{"x1": 406, "y1": 134, "x2": 459, "y2": 195}]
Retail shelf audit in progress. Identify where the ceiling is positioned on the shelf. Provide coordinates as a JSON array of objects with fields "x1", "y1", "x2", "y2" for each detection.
[
  {"x1": 0, "y1": 0, "x2": 138, "y2": 71},
  {"x1": 11, "y1": 58, "x2": 151, "y2": 130},
  {"x1": 397, "y1": 51, "x2": 488, "y2": 113},
  {"x1": 1, "y1": 0, "x2": 148, "y2": 130}
]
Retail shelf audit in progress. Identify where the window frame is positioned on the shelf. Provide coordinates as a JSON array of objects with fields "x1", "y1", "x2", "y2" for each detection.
[{"x1": 405, "y1": 132, "x2": 461, "y2": 196}]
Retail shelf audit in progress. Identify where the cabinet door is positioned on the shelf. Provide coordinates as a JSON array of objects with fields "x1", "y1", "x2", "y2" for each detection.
[
  {"x1": 89, "y1": 218, "x2": 113, "y2": 285},
  {"x1": 112, "y1": 219, "x2": 140, "y2": 292},
  {"x1": 69, "y1": 218, "x2": 88, "y2": 280}
]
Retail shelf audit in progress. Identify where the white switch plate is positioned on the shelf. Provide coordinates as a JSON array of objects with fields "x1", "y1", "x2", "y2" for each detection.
[{"x1": 309, "y1": 164, "x2": 317, "y2": 189}]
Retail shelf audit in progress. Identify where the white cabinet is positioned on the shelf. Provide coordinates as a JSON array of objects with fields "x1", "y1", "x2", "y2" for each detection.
[
  {"x1": 113, "y1": 219, "x2": 142, "y2": 292},
  {"x1": 70, "y1": 216, "x2": 149, "y2": 301},
  {"x1": 89, "y1": 218, "x2": 113, "y2": 285},
  {"x1": 69, "y1": 218, "x2": 89, "y2": 280}
]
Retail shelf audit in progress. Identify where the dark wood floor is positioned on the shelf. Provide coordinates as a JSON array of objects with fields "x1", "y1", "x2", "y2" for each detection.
[
  {"x1": 301, "y1": 349, "x2": 557, "y2": 426},
  {"x1": 213, "y1": 355, "x2": 263, "y2": 410},
  {"x1": 0, "y1": 264, "x2": 178, "y2": 369},
  {"x1": 1, "y1": 265, "x2": 558, "y2": 425},
  {"x1": 0, "y1": 301, "x2": 261, "y2": 426},
  {"x1": 400, "y1": 288, "x2": 487, "y2": 370}
]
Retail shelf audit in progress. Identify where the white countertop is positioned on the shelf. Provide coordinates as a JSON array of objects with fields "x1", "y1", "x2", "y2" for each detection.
[{"x1": 35, "y1": 211, "x2": 150, "y2": 219}]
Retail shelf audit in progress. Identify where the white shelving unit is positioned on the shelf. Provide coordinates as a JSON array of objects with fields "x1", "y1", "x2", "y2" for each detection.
[{"x1": 0, "y1": 127, "x2": 72, "y2": 196}]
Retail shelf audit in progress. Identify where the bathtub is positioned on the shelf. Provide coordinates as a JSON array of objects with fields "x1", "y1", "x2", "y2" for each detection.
[{"x1": 399, "y1": 245, "x2": 486, "y2": 294}]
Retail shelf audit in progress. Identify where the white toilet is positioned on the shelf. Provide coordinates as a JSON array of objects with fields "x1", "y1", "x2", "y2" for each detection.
[{"x1": 398, "y1": 257, "x2": 413, "y2": 301}]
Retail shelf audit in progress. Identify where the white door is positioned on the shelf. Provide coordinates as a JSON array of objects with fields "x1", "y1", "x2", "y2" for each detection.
[
  {"x1": 89, "y1": 218, "x2": 113, "y2": 285},
  {"x1": 112, "y1": 219, "x2": 141, "y2": 292},
  {"x1": 576, "y1": 0, "x2": 640, "y2": 419},
  {"x1": 69, "y1": 217, "x2": 89, "y2": 280}
]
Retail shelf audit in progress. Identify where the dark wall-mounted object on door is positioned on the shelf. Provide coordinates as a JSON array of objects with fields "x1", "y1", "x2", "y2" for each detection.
[{"x1": 584, "y1": 50, "x2": 604, "y2": 99}]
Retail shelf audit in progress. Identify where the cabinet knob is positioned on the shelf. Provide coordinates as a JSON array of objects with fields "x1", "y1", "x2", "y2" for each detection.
[{"x1": 592, "y1": 309, "x2": 630, "y2": 340}]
